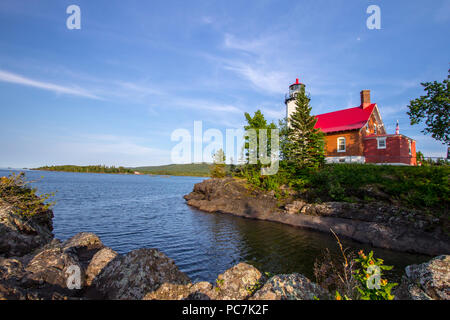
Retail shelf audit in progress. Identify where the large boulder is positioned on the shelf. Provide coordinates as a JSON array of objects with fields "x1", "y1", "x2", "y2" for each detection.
[
  {"x1": 184, "y1": 178, "x2": 279, "y2": 218},
  {"x1": 85, "y1": 247, "x2": 118, "y2": 286},
  {"x1": 250, "y1": 273, "x2": 330, "y2": 300},
  {"x1": 0, "y1": 203, "x2": 53, "y2": 257},
  {"x1": 25, "y1": 246, "x2": 84, "y2": 289},
  {"x1": 143, "y1": 263, "x2": 267, "y2": 300},
  {"x1": 0, "y1": 232, "x2": 110, "y2": 300},
  {"x1": 62, "y1": 232, "x2": 104, "y2": 269},
  {"x1": 143, "y1": 282, "x2": 214, "y2": 300},
  {"x1": 213, "y1": 263, "x2": 267, "y2": 300},
  {"x1": 0, "y1": 253, "x2": 79, "y2": 300},
  {"x1": 395, "y1": 255, "x2": 450, "y2": 300},
  {"x1": 92, "y1": 248, "x2": 191, "y2": 300}
]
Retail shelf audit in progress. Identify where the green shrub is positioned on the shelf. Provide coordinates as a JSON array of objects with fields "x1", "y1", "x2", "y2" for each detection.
[
  {"x1": 314, "y1": 230, "x2": 397, "y2": 300},
  {"x1": 353, "y1": 250, "x2": 397, "y2": 300},
  {"x1": 0, "y1": 172, "x2": 55, "y2": 217}
]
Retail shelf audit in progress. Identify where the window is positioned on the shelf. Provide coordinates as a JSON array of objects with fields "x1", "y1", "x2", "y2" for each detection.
[
  {"x1": 374, "y1": 123, "x2": 377, "y2": 134},
  {"x1": 365, "y1": 123, "x2": 369, "y2": 132},
  {"x1": 337, "y1": 137, "x2": 346, "y2": 152},
  {"x1": 408, "y1": 140, "x2": 412, "y2": 155},
  {"x1": 377, "y1": 137, "x2": 386, "y2": 149}
]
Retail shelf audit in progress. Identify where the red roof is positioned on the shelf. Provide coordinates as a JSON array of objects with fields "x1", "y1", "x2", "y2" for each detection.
[{"x1": 314, "y1": 104, "x2": 376, "y2": 133}]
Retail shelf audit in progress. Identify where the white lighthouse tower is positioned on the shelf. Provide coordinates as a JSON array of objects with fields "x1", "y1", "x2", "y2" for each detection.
[{"x1": 285, "y1": 78, "x2": 305, "y2": 124}]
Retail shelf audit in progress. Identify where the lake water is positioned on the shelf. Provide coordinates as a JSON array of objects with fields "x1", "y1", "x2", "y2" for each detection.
[{"x1": 0, "y1": 169, "x2": 429, "y2": 283}]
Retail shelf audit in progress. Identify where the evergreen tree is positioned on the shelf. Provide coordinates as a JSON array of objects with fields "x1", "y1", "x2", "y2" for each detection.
[
  {"x1": 210, "y1": 149, "x2": 226, "y2": 178},
  {"x1": 286, "y1": 85, "x2": 325, "y2": 169},
  {"x1": 244, "y1": 110, "x2": 277, "y2": 167}
]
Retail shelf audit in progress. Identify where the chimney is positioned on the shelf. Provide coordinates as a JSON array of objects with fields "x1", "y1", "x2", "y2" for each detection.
[
  {"x1": 296, "y1": 78, "x2": 299, "y2": 84},
  {"x1": 360, "y1": 90, "x2": 371, "y2": 108}
]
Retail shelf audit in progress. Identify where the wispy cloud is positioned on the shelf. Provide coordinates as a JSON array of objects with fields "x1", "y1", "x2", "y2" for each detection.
[
  {"x1": 171, "y1": 97, "x2": 243, "y2": 114},
  {"x1": 0, "y1": 69, "x2": 101, "y2": 100},
  {"x1": 224, "y1": 63, "x2": 288, "y2": 94}
]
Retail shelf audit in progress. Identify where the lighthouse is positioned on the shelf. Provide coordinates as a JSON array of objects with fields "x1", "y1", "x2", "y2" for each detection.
[{"x1": 285, "y1": 78, "x2": 305, "y2": 123}]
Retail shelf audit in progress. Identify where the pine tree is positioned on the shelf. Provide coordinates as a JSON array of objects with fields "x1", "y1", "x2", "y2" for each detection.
[
  {"x1": 210, "y1": 149, "x2": 226, "y2": 178},
  {"x1": 244, "y1": 110, "x2": 277, "y2": 167},
  {"x1": 286, "y1": 85, "x2": 325, "y2": 169}
]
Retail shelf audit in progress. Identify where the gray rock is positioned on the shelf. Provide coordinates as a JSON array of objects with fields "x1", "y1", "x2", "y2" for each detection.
[
  {"x1": 143, "y1": 281, "x2": 214, "y2": 300},
  {"x1": 395, "y1": 255, "x2": 450, "y2": 300},
  {"x1": 0, "y1": 253, "x2": 79, "y2": 300},
  {"x1": 25, "y1": 246, "x2": 84, "y2": 289},
  {"x1": 85, "y1": 247, "x2": 118, "y2": 286},
  {"x1": 62, "y1": 232, "x2": 104, "y2": 252},
  {"x1": 251, "y1": 273, "x2": 330, "y2": 300},
  {"x1": 285, "y1": 201, "x2": 306, "y2": 214},
  {"x1": 62, "y1": 232, "x2": 105, "y2": 269},
  {"x1": 213, "y1": 262, "x2": 267, "y2": 300},
  {"x1": 0, "y1": 203, "x2": 53, "y2": 257},
  {"x1": 92, "y1": 248, "x2": 190, "y2": 300}
]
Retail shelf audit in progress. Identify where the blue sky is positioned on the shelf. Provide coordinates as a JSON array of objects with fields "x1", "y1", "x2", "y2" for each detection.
[{"x1": 0, "y1": 0, "x2": 449, "y2": 168}]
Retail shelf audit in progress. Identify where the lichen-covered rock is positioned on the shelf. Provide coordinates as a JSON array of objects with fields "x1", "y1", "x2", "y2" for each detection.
[
  {"x1": 285, "y1": 201, "x2": 306, "y2": 214},
  {"x1": 143, "y1": 281, "x2": 215, "y2": 300},
  {"x1": 0, "y1": 203, "x2": 53, "y2": 257},
  {"x1": 250, "y1": 273, "x2": 330, "y2": 300},
  {"x1": 92, "y1": 248, "x2": 191, "y2": 300},
  {"x1": 184, "y1": 178, "x2": 279, "y2": 218},
  {"x1": 395, "y1": 255, "x2": 450, "y2": 300},
  {"x1": 62, "y1": 232, "x2": 104, "y2": 252},
  {"x1": 213, "y1": 263, "x2": 266, "y2": 300},
  {"x1": 62, "y1": 232, "x2": 104, "y2": 270},
  {"x1": 0, "y1": 255, "x2": 77, "y2": 300},
  {"x1": 25, "y1": 246, "x2": 84, "y2": 289},
  {"x1": 85, "y1": 247, "x2": 118, "y2": 286}
]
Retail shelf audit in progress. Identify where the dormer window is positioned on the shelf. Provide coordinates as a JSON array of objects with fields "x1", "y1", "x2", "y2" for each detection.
[{"x1": 337, "y1": 137, "x2": 346, "y2": 152}]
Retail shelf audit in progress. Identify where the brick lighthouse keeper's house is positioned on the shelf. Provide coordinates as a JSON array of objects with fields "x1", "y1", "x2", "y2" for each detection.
[{"x1": 285, "y1": 79, "x2": 417, "y2": 165}]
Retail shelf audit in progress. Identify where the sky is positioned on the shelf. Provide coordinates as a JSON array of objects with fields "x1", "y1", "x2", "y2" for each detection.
[{"x1": 0, "y1": 0, "x2": 449, "y2": 168}]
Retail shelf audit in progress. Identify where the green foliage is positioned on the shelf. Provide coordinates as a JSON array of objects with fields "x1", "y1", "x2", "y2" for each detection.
[
  {"x1": 307, "y1": 164, "x2": 449, "y2": 212},
  {"x1": 0, "y1": 172, "x2": 55, "y2": 217},
  {"x1": 35, "y1": 165, "x2": 134, "y2": 174},
  {"x1": 315, "y1": 231, "x2": 397, "y2": 300},
  {"x1": 121, "y1": 163, "x2": 214, "y2": 177},
  {"x1": 210, "y1": 149, "x2": 227, "y2": 178},
  {"x1": 353, "y1": 250, "x2": 397, "y2": 300},
  {"x1": 244, "y1": 110, "x2": 277, "y2": 170},
  {"x1": 407, "y1": 70, "x2": 450, "y2": 145},
  {"x1": 285, "y1": 86, "x2": 325, "y2": 170}
]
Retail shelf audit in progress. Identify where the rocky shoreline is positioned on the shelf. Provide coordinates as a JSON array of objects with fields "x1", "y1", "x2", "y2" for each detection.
[
  {"x1": 184, "y1": 178, "x2": 450, "y2": 256},
  {"x1": 1, "y1": 193, "x2": 449, "y2": 300}
]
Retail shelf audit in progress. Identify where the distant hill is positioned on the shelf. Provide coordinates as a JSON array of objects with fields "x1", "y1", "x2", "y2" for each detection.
[{"x1": 133, "y1": 163, "x2": 214, "y2": 177}]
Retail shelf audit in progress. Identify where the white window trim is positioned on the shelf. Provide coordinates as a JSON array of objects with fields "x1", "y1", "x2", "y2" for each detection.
[
  {"x1": 337, "y1": 137, "x2": 346, "y2": 153},
  {"x1": 377, "y1": 137, "x2": 386, "y2": 149}
]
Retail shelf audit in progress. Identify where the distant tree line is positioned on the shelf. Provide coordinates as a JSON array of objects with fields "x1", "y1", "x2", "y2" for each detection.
[{"x1": 34, "y1": 165, "x2": 134, "y2": 174}]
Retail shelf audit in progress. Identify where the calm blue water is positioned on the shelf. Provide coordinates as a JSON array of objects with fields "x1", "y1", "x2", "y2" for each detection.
[{"x1": 0, "y1": 169, "x2": 428, "y2": 282}]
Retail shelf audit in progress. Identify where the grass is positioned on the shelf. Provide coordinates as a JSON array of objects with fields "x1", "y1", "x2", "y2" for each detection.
[
  {"x1": 307, "y1": 164, "x2": 449, "y2": 211},
  {"x1": 236, "y1": 163, "x2": 450, "y2": 215}
]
